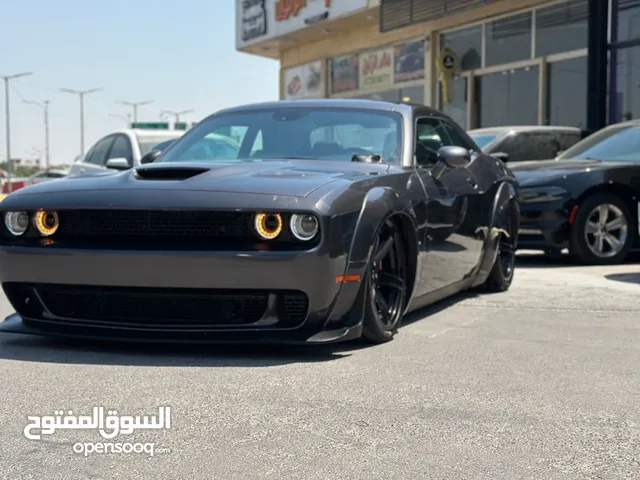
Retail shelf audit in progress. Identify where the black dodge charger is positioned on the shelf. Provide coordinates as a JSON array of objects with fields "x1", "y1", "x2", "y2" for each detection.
[
  {"x1": 512, "y1": 119, "x2": 640, "y2": 265},
  {"x1": 0, "y1": 99, "x2": 519, "y2": 345}
]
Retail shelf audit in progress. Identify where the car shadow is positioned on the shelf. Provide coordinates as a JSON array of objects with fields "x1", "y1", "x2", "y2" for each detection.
[
  {"x1": 605, "y1": 272, "x2": 640, "y2": 285},
  {"x1": 0, "y1": 334, "x2": 363, "y2": 367}
]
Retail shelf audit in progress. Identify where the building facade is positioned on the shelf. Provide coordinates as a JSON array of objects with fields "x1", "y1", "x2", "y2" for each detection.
[{"x1": 236, "y1": 0, "x2": 640, "y2": 132}]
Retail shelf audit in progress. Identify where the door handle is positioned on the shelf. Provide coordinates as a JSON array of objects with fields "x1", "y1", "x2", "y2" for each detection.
[{"x1": 79, "y1": 168, "x2": 85, "y2": 174}]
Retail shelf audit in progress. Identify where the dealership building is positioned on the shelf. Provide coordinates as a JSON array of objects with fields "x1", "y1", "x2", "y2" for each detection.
[{"x1": 236, "y1": 0, "x2": 640, "y2": 132}]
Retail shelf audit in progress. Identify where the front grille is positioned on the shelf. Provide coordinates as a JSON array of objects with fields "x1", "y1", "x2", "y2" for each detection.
[
  {"x1": 4, "y1": 283, "x2": 309, "y2": 329},
  {"x1": 58, "y1": 210, "x2": 251, "y2": 238}
]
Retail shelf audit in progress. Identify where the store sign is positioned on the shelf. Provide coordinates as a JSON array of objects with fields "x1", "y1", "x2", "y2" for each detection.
[
  {"x1": 330, "y1": 54, "x2": 359, "y2": 94},
  {"x1": 284, "y1": 61, "x2": 324, "y2": 99},
  {"x1": 236, "y1": 0, "x2": 369, "y2": 48},
  {"x1": 359, "y1": 47, "x2": 394, "y2": 90},
  {"x1": 437, "y1": 46, "x2": 460, "y2": 104},
  {"x1": 239, "y1": 0, "x2": 268, "y2": 42},
  {"x1": 394, "y1": 39, "x2": 425, "y2": 83}
]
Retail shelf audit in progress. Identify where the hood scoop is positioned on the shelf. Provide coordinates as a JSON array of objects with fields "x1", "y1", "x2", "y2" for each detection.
[{"x1": 134, "y1": 166, "x2": 210, "y2": 181}]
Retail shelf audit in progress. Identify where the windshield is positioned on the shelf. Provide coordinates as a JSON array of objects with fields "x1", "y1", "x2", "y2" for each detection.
[
  {"x1": 469, "y1": 133, "x2": 499, "y2": 150},
  {"x1": 157, "y1": 108, "x2": 403, "y2": 164},
  {"x1": 138, "y1": 136, "x2": 182, "y2": 156},
  {"x1": 558, "y1": 124, "x2": 640, "y2": 161}
]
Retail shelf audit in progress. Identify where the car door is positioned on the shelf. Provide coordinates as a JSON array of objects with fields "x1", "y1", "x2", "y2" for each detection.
[
  {"x1": 69, "y1": 135, "x2": 116, "y2": 177},
  {"x1": 413, "y1": 115, "x2": 486, "y2": 294},
  {"x1": 105, "y1": 134, "x2": 135, "y2": 170}
]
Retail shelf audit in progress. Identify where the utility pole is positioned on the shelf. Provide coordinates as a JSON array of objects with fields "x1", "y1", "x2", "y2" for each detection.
[
  {"x1": 161, "y1": 109, "x2": 194, "y2": 127},
  {"x1": 23, "y1": 99, "x2": 51, "y2": 170},
  {"x1": 1, "y1": 71, "x2": 33, "y2": 192},
  {"x1": 117, "y1": 100, "x2": 153, "y2": 123},
  {"x1": 60, "y1": 87, "x2": 102, "y2": 156}
]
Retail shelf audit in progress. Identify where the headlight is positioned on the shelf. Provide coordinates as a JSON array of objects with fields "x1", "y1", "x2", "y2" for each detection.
[
  {"x1": 519, "y1": 186, "x2": 569, "y2": 203},
  {"x1": 253, "y1": 212, "x2": 283, "y2": 240},
  {"x1": 289, "y1": 214, "x2": 319, "y2": 241},
  {"x1": 4, "y1": 211, "x2": 30, "y2": 236},
  {"x1": 33, "y1": 210, "x2": 59, "y2": 236}
]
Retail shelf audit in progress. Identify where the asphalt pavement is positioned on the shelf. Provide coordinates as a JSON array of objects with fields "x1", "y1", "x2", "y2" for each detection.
[{"x1": 0, "y1": 252, "x2": 638, "y2": 479}]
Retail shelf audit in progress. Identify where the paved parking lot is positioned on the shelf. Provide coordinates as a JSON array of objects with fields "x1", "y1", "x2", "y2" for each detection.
[{"x1": 0, "y1": 253, "x2": 638, "y2": 479}]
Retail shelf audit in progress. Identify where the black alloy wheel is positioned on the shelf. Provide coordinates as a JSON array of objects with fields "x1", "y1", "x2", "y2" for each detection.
[{"x1": 362, "y1": 218, "x2": 408, "y2": 344}]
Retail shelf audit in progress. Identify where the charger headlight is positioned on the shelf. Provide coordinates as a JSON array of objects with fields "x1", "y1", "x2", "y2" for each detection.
[
  {"x1": 4, "y1": 211, "x2": 30, "y2": 236},
  {"x1": 290, "y1": 214, "x2": 319, "y2": 241}
]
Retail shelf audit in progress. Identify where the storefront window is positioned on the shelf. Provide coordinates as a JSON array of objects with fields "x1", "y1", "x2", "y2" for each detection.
[
  {"x1": 439, "y1": 26, "x2": 482, "y2": 71},
  {"x1": 485, "y1": 12, "x2": 532, "y2": 67},
  {"x1": 439, "y1": 78, "x2": 467, "y2": 129},
  {"x1": 616, "y1": 0, "x2": 640, "y2": 43},
  {"x1": 547, "y1": 57, "x2": 587, "y2": 127},
  {"x1": 358, "y1": 90, "x2": 400, "y2": 102},
  {"x1": 612, "y1": 45, "x2": 640, "y2": 122},
  {"x1": 475, "y1": 66, "x2": 539, "y2": 127},
  {"x1": 535, "y1": 0, "x2": 588, "y2": 56}
]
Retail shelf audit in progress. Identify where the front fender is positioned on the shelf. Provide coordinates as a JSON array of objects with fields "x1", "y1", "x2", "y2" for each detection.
[{"x1": 344, "y1": 187, "x2": 418, "y2": 275}]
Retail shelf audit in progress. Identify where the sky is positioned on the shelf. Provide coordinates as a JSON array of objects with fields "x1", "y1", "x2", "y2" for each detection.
[{"x1": 1, "y1": 0, "x2": 279, "y2": 166}]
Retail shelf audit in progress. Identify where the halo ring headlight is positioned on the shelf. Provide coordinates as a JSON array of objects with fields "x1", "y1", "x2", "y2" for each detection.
[
  {"x1": 4, "y1": 211, "x2": 30, "y2": 236},
  {"x1": 34, "y1": 210, "x2": 59, "y2": 236},
  {"x1": 253, "y1": 212, "x2": 283, "y2": 240},
  {"x1": 290, "y1": 214, "x2": 319, "y2": 241}
]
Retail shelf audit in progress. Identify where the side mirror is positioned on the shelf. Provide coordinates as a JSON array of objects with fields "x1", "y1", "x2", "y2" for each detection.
[
  {"x1": 140, "y1": 150, "x2": 162, "y2": 165},
  {"x1": 492, "y1": 152, "x2": 509, "y2": 162},
  {"x1": 105, "y1": 157, "x2": 130, "y2": 170},
  {"x1": 437, "y1": 146, "x2": 471, "y2": 168}
]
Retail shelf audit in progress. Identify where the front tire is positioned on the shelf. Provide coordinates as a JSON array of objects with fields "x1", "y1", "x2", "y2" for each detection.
[
  {"x1": 569, "y1": 193, "x2": 635, "y2": 265},
  {"x1": 482, "y1": 201, "x2": 518, "y2": 293},
  {"x1": 362, "y1": 218, "x2": 408, "y2": 344}
]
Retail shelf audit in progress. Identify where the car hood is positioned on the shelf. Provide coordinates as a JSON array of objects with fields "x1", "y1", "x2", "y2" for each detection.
[
  {"x1": 509, "y1": 158, "x2": 611, "y2": 187},
  {"x1": 10, "y1": 160, "x2": 392, "y2": 199}
]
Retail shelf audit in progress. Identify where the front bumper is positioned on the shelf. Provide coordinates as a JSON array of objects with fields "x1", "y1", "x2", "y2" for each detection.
[
  {"x1": 0, "y1": 247, "x2": 365, "y2": 344},
  {"x1": 517, "y1": 199, "x2": 572, "y2": 250}
]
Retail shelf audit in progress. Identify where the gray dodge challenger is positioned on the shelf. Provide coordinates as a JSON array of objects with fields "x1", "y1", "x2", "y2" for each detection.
[{"x1": 0, "y1": 99, "x2": 519, "y2": 345}]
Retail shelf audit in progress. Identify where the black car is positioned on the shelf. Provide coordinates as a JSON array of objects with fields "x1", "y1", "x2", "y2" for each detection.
[
  {"x1": 0, "y1": 99, "x2": 518, "y2": 345},
  {"x1": 468, "y1": 126, "x2": 587, "y2": 163},
  {"x1": 512, "y1": 120, "x2": 640, "y2": 265}
]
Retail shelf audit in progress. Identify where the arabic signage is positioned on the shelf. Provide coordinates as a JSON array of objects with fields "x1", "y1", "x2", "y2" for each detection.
[
  {"x1": 236, "y1": 0, "x2": 369, "y2": 48},
  {"x1": 359, "y1": 47, "x2": 394, "y2": 90},
  {"x1": 330, "y1": 54, "x2": 359, "y2": 94},
  {"x1": 284, "y1": 61, "x2": 324, "y2": 99},
  {"x1": 239, "y1": 0, "x2": 268, "y2": 43},
  {"x1": 394, "y1": 39, "x2": 425, "y2": 83}
]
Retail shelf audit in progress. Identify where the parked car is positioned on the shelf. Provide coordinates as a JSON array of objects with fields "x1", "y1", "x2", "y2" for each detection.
[
  {"x1": 25, "y1": 168, "x2": 69, "y2": 186},
  {"x1": 511, "y1": 119, "x2": 640, "y2": 265},
  {"x1": 69, "y1": 129, "x2": 184, "y2": 177},
  {"x1": 468, "y1": 126, "x2": 587, "y2": 163},
  {"x1": 0, "y1": 99, "x2": 518, "y2": 345}
]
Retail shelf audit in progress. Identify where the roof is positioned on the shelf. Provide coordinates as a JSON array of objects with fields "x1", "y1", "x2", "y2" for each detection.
[
  {"x1": 214, "y1": 98, "x2": 435, "y2": 116},
  {"x1": 468, "y1": 125, "x2": 583, "y2": 134}
]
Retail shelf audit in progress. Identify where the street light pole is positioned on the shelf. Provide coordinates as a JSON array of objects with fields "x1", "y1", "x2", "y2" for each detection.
[
  {"x1": 1, "y1": 71, "x2": 33, "y2": 192},
  {"x1": 60, "y1": 87, "x2": 102, "y2": 156},
  {"x1": 23, "y1": 99, "x2": 51, "y2": 170},
  {"x1": 160, "y1": 109, "x2": 194, "y2": 127},
  {"x1": 117, "y1": 100, "x2": 153, "y2": 123},
  {"x1": 109, "y1": 113, "x2": 132, "y2": 126}
]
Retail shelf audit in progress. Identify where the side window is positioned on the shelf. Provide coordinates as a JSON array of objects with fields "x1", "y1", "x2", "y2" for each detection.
[
  {"x1": 520, "y1": 132, "x2": 561, "y2": 161},
  {"x1": 84, "y1": 136, "x2": 115, "y2": 166},
  {"x1": 495, "y1": 135, "x2": 520, "y2": 161},
  {"x1": 108, "y1": 135, "x2": 134, "y2": 165},
  {"x1": 415, "y1": 117, "x2": 469, "y2": 166},
  {"x1": 558, "y1": 132, "x2": 582, "y2": 152}
]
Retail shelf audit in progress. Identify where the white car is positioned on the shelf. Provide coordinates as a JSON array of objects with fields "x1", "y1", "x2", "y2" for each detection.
[
  {"x1": 25, "y1": 168, "x2": 70, "y2": 186},
  {"x1": 69, "y1": 129, "x2": 185, "y2": 177}
]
